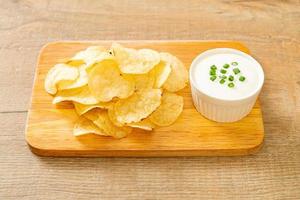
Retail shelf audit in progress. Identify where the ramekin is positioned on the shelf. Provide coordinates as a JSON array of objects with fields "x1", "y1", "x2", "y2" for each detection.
[{"x1": 189, "y1": 48, "x2": 264, "y2": 122}]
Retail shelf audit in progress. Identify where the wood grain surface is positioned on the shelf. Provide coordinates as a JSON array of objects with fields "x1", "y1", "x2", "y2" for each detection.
[
  {"x1": 0, "y1": 0, "x2": 299, "y2": 199},
  {"x1": 26, "y1": 41, "x2": 264, "y2": 157}
]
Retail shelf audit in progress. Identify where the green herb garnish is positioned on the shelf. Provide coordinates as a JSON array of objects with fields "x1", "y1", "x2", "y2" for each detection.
[
  {"x1": 220, "y1": 69, "x2": 227, "y2": 74},
  {"x1": 210, "y1": 70, "x2": 216, "y2": 75},
  {"x1": 210, "y1": 65, "x2": 217, "y2": 70},
  {"x1": 233, "y1": 68, "x2": 240, "y2": 74},
  {"x1": 210, "y1": 76, "x2": 217, "y2": 81},
  {"x1": 228, "y1": 75, "x2": 234, "y2": 81},
  {"x1": 219, "y1": 79, "x2": 226, "y2": 84},
  {"x1": 239, "y1": 76, "x2": 246, "y2": 82},
  {"x1": 231, "y1": 62, "x2": 238, "y2": 66},
  {"x1": 223, "y1": 64, "x2": 230, "y2": 69},
  {"x1": 228, "y1": 82, "x2": 235, "y2": 88}
]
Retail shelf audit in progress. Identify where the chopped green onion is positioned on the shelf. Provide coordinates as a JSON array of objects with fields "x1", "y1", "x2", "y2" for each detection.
[
  {"x1": 220, "y1": 69, "x2": 227, "y2": 74},
  {"x1": 210, "y1": 76, "x2": 217, "y2": 81},
  {"x1": 219, "y1": 79, "x2": 226, "y2": 84},
  {"x1": 210, "y1": 65, "x2": 217, "y2": 70},
  {"x1": 210, "y1": 70, "x2": 216, "y2": 75},
  {"x1": 231, "y1": 62, "x2": 238, "y2": 66},
  {"x1": 239, "y1": 76, "x2": 246, "y2": 81},
  {"x1": 223, "y1": 64, "x2": 230, "y2": 69},
  {"x1": 228, "y1": 82, "x2": 235, "y2": 88},
  {"x1": 219, "y1": 75, "x2": 227, "y2": 79},
  {"x1": 228, "y1": 75, "x2": 234, "y2": 81},
  {"x1": 233, "y1": 68, "x2": 240, "y2": 74}
]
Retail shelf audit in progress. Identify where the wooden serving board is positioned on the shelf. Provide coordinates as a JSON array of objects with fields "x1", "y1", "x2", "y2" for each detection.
[{"x1": 26, "y1": 41, "x2": 264, "y2": 157}]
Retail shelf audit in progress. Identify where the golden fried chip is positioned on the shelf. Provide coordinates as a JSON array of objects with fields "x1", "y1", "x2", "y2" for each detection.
[
  {"x1": 150, "y1": 61, "x2": 171, "y2": 88},
  {"x1": 108, "y1": 106, "x2": 123, "y2": 127},
  {"x1": 69, "y1": 46, "x2": 106, "y2": 66},
  {"x1": 74, "y1": 101, "x2": 112, "y2": 115},
  {"x1": 93, "y1": 110, "x2": 131, "y2": 138},
  {"x1": 44, "y1": 63, "x2": 79, "y2": 95},
  {"x1": 111, "y1": 43, "x2": 160, "y2": 74},
  {"x1": 150, "y1": 92, "x2": 183, "y2": 126},
  {"x1": 160, "y1": 52, "x2": 188, "y2": 92},
  {"x1": 88, "y1": 60, "x2": 135, "y2": 102},
  {"x1": 53, "y1": 85, "x2": 99, "y2": 105},
  {"x1": 128, "y1": 118, "x2": 155, "y2": 131},
  {"x1": 114, "y1": 89, "x2": 162, "y2": 124},
  {"x1": 73, "y1": 116, "x2": 106, "y2": 136},
  {"x1": 58, "y1": 64, "x2": 88, "y2": 90},
  {"x1": 83, "y1": 109, "x2": 100, "y2": 121}
]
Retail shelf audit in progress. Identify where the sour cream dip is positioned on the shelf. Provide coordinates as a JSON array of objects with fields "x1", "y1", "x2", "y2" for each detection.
[{"x1": 190, "y1": 48, "x2": 264, "y2": 122}]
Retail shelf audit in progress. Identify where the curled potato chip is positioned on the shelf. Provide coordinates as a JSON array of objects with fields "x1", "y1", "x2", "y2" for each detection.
[
  {"x1": 69, "y1": 46, "x2": 106, "y2": 66},
  {"x1": 108, "y1": 106, "x2": 124, "y2": 127},
  {"x1": 58, "y1": 64, "x2": 88, "y2": 90},
  {"x1": 88, "y1": 60, "x2": 135, "y2": 102},
  {"x1": 150, "y1": 61, "x2": 171, "y2": 88},
  {"x1": 73, "y1": 116, "x2": 106, "y2": 136},
  {"x1": 161, "y1": 52, "x2": 188, "y2": 92},
  {"x1": 150, "y1": 92, "x2": 183, "y2": 126},
  {"x1": 128, "y1": 118, "x2": 155, "y2": 131},
  {"x1": 44, "y1": 64, "x2": 79, "y2": 95},
  {"x1": 74, "y1": 101, "x2": 112, "y2": 115},
  {"x1": 114, "y1": 89, "x2": 162, "y2": 124},
  {"x1": 93, "y1": 110, "x2": 131, "y2": 138},
  {"x1": 53, "y1": 85, "x2": 99, "y2": 105},
  {"x1": 83, "y1": 109, "x2": 100, "y2": 121},
  {"x1": 111, "y1": 43, "x2": 160, "y2": 74}
]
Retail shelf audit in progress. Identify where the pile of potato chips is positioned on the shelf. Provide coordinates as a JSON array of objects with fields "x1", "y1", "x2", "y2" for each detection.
[{"x1": 44, "y1": 43, "x2": 188, "y2": 138}]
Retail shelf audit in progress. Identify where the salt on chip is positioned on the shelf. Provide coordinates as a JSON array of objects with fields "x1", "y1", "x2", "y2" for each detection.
[
  {"x1": 73, "y1": 116, "x2": 106, "y2": 136},
  {"x1": 74, "y1": 101, "x2": 112, "y2": 116},
  {"x1": 128, "y1": 118, "x2": 155, "y2": 131},
  {"x1": 160, "y1": 52, "x2": 188, "y2": 92},
  {"x1": 58, "y1": 64, "x2": 88, "y2": 90},
  {"x1": 150, "y1": 92, "x2": 183, "y2": 126},
  {"x1": 44, "y1": 63, "x2": 79, "y2": 95},
  {"x1": 111, "y1": 43, "x2": 160, "y2": 74},
  {"x1": 88, "y1": 60, "x2": 135, "y2": 102},
  {"x1": 93, "y1": 110, "x2": 132, "y2": 138},
  {"x1": 114, "y1": 89, "x2": 162, "y2": 124},
  {"x1": 53, "y1": 85, "x2": 99, "y2": 105}
]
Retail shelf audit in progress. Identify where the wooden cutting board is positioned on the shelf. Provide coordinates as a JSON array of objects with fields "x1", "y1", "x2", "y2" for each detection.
[{"x1": 25, "y1": 41, "x2": 264, "y2": 157}]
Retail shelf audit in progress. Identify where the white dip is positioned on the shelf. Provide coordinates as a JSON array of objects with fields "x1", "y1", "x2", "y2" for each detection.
[{"x1": 191, "y1": 50, "x2": 263, "y2": 100}]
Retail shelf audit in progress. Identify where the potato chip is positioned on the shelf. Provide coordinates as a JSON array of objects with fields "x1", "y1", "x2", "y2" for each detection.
[
  {"x1": 111, "y1": 43, "x2": 160, "y2": 74},
  {"x1": 108, "y1": 106, "x2": 124, "y2": 127},
  {"x1": 114, "y1": 89, "x2": 162, "y2": 124},
  {"x1": 44, "y1": 63, "x2": 79, "y2": 95},
  {"x1": 85, "y1": 51, "x2": 115, "y2": 72},
  {"x1": 83, "y1": 109, "x2": 100, "y2": 121},
  {"x1": 53, "y1": 85, "x2": 99, "y2": 105},
  {"x1": 74, "y1": 101, "x2": 112, "y2": 115},
  {"x1": 150, "y1": 92, "x2": 183, "y2": 126},
  {"x1": 150, "y1": 61, "x2": 171, "y2": 88},
  {"x1": 128, "y1": 118, "x2": 155, "y2": 131},
  {"x1": 132, "y1": 73, "x2": 155, "y2": 91},
  {"x1": 88, "y1": 60, "x2": 135, "y2": 102},
  {"x1": 73, "y1": 116, "x2": 106, "y2": 136},
  {"x1": 93, "y1": 110, "x2": 131, "y2": 138},
  {"x1": 58, "y1": 64, "x2": 88, "y2": 90},
  {"x1": 69, "y1": 46, "x2": 106, "y2": 66},
  {"x1": 160, "y1": 52, "x2": 188, "y2": 92}
]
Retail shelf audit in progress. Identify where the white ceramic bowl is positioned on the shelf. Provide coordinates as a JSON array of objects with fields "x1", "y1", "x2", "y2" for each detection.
[{"x1": 189, "y1": 48, "x2": 264, "y2": 122}]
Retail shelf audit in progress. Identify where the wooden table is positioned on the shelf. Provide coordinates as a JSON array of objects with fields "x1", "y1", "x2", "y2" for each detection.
[{"x1": 0, "y1": 1, "x2": 299, "y2": 199}]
